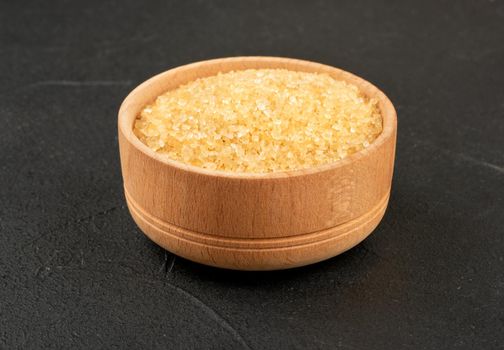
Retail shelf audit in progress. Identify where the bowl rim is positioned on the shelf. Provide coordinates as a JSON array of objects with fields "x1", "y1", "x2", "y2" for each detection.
[{"x1": 118, "y1": 56, "x2": 397, "y2": 179}]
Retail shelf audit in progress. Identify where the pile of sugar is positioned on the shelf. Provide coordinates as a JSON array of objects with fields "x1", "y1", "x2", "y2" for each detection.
[{"x1": 134, "y1": 69, "x2": 383, "y2": 173}]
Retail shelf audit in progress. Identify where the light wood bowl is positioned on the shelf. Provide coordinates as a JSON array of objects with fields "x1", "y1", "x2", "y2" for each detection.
[{"x1": 118, "y1": 57, "x2": 397, "y2": 270}]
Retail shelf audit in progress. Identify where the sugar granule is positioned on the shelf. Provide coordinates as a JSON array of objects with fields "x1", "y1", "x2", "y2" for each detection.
[{"x1": 134, "y1": 69, "x2": 383, "y2": 173}]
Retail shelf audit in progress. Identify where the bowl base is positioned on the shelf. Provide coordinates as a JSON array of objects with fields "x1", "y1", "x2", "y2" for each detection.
[{"x1": 125, "y1": 189, "x2": 390, "y2": 271}]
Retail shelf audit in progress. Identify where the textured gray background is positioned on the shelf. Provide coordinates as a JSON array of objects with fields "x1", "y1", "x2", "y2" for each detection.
[{"x1": 1, "y1": 0, "x2": 503, "y2": 349}]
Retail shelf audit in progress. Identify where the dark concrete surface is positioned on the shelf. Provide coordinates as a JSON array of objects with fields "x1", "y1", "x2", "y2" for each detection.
[{"x1": 1, "y1": 0, "x2": 503, "y2": 349}]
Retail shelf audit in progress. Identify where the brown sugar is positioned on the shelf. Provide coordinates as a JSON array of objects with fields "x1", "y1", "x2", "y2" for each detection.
[{"x1": 134, "y1": 69, "x2": 383, "y2": 173}]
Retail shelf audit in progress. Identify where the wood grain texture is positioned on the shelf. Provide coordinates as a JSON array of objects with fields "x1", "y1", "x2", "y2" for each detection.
[{"x1": 118, "y1": 56, "x2": 397, "y2": 270}]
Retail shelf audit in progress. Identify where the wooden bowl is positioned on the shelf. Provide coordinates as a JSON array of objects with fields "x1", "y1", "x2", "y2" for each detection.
[{"x1": 118, "y1": 57, "x2": 397, "y2": 270}]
